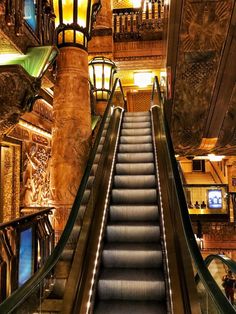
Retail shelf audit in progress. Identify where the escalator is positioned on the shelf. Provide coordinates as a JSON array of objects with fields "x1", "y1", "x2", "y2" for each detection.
[
  {"x1": 0, "y1": 78, "x2": 235, "y2": 314},
  {"x1": 93, "y1": 111, "x2": 166, "y2": 313}
]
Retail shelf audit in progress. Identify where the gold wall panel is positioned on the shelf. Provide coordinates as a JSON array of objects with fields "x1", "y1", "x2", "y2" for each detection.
[
  {"x1": 127, "y1": 90, "x2": 152, "y2": 112},
  {"x1": 0, "y1": 144, "x2": 20, "y2": 223}
]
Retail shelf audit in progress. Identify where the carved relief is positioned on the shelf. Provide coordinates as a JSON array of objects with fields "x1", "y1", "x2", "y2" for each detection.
[
  {"x1": 181, "y1": 2, "x2": 232, "y2": 52},
  {"x1": 217, "y1": 86, "x2": 236, "y2": 149},
  {"x1": 171, "y1": 0, "x2": 233, "y2": 154},
  {"x1": 0, "y1": 65, "x2": 41, "y2": 138},
  {"x1": 32, "y1": 134, "x2": 49, "y2": 146},
  {"x1": 21, "y1": 143, "x2": 51, "y2": 207}
]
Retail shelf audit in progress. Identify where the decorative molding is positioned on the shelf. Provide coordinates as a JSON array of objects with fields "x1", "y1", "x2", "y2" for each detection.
[
  {"x1": 21, "y1": 142, "x2": 51, "y2": 207},
  {"x1": 0, "y1": 65, "x2": 41, "y2": 139}
]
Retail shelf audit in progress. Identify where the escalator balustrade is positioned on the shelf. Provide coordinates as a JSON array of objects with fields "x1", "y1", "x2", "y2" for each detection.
[{"x1": 93, "y1": 111, "x2": 167, "y2": 313}]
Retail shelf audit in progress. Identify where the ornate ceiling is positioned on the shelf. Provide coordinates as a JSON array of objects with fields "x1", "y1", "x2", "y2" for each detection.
[{"x1": 168, "y1": 0, "x2": 236, "y2": 156}]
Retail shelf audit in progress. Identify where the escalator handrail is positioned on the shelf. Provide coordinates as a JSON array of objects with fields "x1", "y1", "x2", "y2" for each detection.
[
  {"x1": 151, "y1": 76, "x2": 235, "y2": 313},
  {"x1": 0, "y1": 77, "x2": 125, "y2": 313},
  {"x1": 195, "y1": 254, "x2": 236, "y2": 284}
]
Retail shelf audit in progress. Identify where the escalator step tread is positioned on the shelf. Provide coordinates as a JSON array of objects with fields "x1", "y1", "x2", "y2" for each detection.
[
  {"x1": 117, "y1": 152, "x2": 154, "y2": 163},
  {"x1": 111, "y1": 189, "x2": 157, "y2": 204},
  {"x1": 106, "y1": 223, "x2": 160, "y2": 243},
  {"x1": 123, "y1": 116, "x2": 150, "y2": 122},
  {"x1": 115, "y1": 163, "x2": 155, "y2": 175},
  {"x1": 94, "y1": 300, "x2": 166, "y2": 314},
  {"x1": 102, "y1": 243, "x2": 163, "y2": 268},
  {"x1": 114, "y1": 175, "x2": 156, "y2": 188},
  {"x1": 118, "y1": 143, "x2": 153, "y2": 153},
  {"x1": 98, "y1": 268, "x2": 165, "y2": 301},
  {"x1": 109, "y1": 205, "x2": 159, "y2": 221},
  {"x1": 103, "y1": 242, "x2": 161, "y2": 250},
  {"x1": 120, "y1": 135, "x2": 152, "y2": 144},
  {"x1": 122, "y1": 122, "x2": 151, "y2": 129},
  {"x1": 121, "y1": 128, "x2": 151, "y2": 136}
]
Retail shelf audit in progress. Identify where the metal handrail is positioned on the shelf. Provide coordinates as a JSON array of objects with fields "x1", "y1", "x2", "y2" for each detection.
[
  {"x1": 0, "y1": 208, "x2": 54, "y2": 230},
  {"x1": 0, "y1": 77, "x2": 126, "y2": 313},
  {"x1": 151, "y1": 75, "x2": 235, "y2": 313},
  {"x1": 195, "y1": 254, "x2": 236, "y2": 284}
]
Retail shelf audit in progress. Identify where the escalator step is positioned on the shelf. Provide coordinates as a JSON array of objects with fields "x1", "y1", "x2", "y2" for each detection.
[
  {"x1": 97, "y1": 268, "x2": 165, "y2": 301},
  {"x1": 122, "y1": 122, "x2": 151, "y2": 129},
  {"x1": 118, "y1": 143, "x2": 153, "y2": 153},
  {"x1": 120, "y1": 135, "x2": 152, "y2": 144},
  {"x1": 125, "y1": 111, "x2": 150, "y2": 116},
  {"x1": 106, "y1": 223, "x2": 160, "y2": 242},
  {"x1": 114, "y1": 175, "x2": 156, "y2": 188},
  {"x1": 112, "y1": 189, "x2": 157, "y2": 204},
  {"x1": 123, "y1": 116, "x2": 150, "y2": 123},
  {"x1": 94, "y1": 300, "x2": 166, "y2": 314},
  {"x1": 121, "y1": 128, "x2": 151, "y2": 136},
  {"x1": 102, "y1": 243, "x2": 163, "y2": 268},
  {"x1": 97, "y1": 144, "x2": 103, "y2": 153},
  {"x1": 117, "y1": 152, "x2": 154, "y2": 163},
  {"x1": 109, "y1": 205, "x2": 159, "y2": 221},
  {"x1": 86, "y1": 175, "x2": 95, "y2": 188},
  {"x1": 115, "y1": 163, "x2": 155, "y2": 175},
  {"x1": 81, "y1": 189, "x2": 91, "y2": 204}
]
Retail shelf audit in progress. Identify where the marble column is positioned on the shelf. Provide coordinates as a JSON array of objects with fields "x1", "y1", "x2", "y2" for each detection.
[
  {"x1": 88, "y1": 0, "x2": 113, "y2": 57},
  {"x1": 51, "y1": 47, "x2": 91, "y2": 237}
]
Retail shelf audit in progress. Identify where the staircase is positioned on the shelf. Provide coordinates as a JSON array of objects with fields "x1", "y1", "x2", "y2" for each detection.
[{"x1": 93, "y1": 111, "x2": 167, "y2": 313}]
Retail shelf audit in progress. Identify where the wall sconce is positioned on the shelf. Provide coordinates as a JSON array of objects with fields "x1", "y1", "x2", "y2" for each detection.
[
  {"x1": 53, "y1": 0, "x2": 101, "y2": 49},
  {"x1": 133, "y1": 71, "x2": 153, "y2": 88},
  {"x1": 89, "y1": 56, "x2": 117, "y2": 101}
]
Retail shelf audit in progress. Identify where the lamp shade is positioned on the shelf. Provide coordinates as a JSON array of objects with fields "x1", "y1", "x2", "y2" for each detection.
[
  {"x1": 53, "y1": 0, "x2": 101, "y2": 49},
  {"x1": 89, "y1": 57, "x2": 117, "y2": 101}
]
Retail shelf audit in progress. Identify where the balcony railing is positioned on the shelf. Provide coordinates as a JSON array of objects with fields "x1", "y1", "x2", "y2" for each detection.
[
  {"x1": 3, "y1": 0, "x2": 55, "y2": 45},
  {"x1": 113, "y1": 0, "x2": 165, "y2": 41},
  {"x1": 0, "y1": 207, "x2": 54, "y2": 303}
]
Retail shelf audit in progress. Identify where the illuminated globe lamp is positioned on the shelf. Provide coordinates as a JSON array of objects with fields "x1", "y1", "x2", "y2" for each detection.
[
  {"x1": 89, "y1": 56, "x2": 117, "y2": 115},
  {"x1": 50, "y1": 0, "x2": 101, "y2": 236}
]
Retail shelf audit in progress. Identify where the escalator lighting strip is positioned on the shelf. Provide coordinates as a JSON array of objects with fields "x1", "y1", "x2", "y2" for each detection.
[
  {"x1": 86, "y1": 110, "x2": 124, "y2": 314},
  {"x1": 151, "y1": 108, "x2": 173, "y2": 310}
]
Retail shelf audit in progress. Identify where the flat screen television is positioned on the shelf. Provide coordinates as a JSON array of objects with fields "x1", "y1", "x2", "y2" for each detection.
[
  {"x1": 207, "y1": 189, "x2": 222, "y2": 209},
  {"x1": 18, "y1": 227, "x2": 33, "y2": 287}
]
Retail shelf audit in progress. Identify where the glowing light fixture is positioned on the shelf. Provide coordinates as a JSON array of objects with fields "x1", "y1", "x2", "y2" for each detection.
[
  {"x1": 89, "y1": 57, "x2": 117, "y2": 101},
  {"x1": 193, "y1": 154, "x2": 225, "y2": 161},
  {"x1": 133, "y1": 71, "x2": 153, "y2": 88},
  {"x1": 208, "y1": 154, "x2": 225, "y2": 162},
  {"x1": 53, "y1": 0, "x2": 101, "y2": 49},
  {"x1": 132, "y1": 0, "x2": 141, "y2": 8}
]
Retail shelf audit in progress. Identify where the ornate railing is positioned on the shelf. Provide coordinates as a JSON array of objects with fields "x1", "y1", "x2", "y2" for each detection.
[
  {"x1": 0, "y1": 207, "x2": 54, "y2": 303},
  {"x1": 113, "y1": 0, "x2": 165, "y2": 41},
  {"x1": 3, "y1": 0, "x2": 55, "y2": 45}
]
